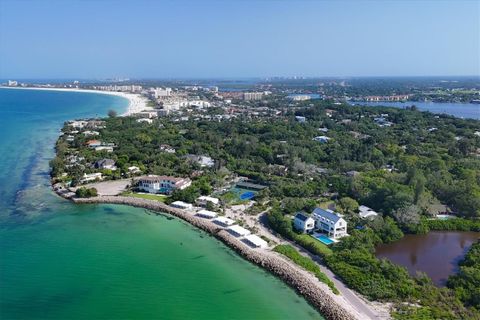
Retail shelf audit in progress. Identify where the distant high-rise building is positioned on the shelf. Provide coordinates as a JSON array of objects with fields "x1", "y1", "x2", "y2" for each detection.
[
  {"x1": 94, "y1": 85, "x2": 142, "y2": 93},
  {"x1": 150, "y1": 87, "x2": 172, "y2": 99}
]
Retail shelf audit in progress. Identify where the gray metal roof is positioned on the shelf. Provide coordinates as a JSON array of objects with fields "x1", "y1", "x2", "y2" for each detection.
[
  {"x1": 294, "y1": 212, "x2": 310, "y2": 222},
  {"x1": 312, "y1": 208, "x2": 341, "y2": 223}
]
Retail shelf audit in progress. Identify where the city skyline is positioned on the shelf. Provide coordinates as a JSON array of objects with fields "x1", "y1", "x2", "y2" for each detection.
[{"x1": 0, "y1": 0, "x2": 479, "y2": 78}]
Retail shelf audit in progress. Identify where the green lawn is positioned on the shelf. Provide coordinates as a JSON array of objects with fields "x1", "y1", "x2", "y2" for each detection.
[
  {"x1": 123, "y1": 192, "x2": 169, "y2": 202},
  {"x1": 295, "y1": 234, "x2": 333, "y2": 256},
  {"x1": 274, "y1": 244, "x2": 339, "y2": 294}
]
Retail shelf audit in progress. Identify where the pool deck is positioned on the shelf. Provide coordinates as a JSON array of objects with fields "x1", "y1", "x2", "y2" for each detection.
[{"x1": 312, "y1": 232, "x2": 338, "y2": 245}]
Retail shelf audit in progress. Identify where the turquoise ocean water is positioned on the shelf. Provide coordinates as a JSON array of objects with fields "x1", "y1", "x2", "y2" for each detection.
[{"x1": 0, "y1": 88, "x2": 322, "y2": 320}]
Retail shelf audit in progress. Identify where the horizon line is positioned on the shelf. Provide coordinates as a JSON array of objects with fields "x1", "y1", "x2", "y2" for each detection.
[{"x1": 1, "y1": 75, "x2": 479, "y2": 81}]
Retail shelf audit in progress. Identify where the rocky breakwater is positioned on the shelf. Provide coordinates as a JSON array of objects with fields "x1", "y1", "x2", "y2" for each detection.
[
  {"x1": 216, "y1": 230, "x2": 359, "y2": 319},
  {"x1": 72, "y1": 196, "x2": 361, "y2": 320}
]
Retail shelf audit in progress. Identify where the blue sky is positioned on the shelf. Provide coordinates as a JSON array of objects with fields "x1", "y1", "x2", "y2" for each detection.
[{"x1": 0, "y1": 0, "x2": 478, "y2": 79}]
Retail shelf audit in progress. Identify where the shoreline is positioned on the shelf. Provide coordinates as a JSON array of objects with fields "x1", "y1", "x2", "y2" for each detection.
[
  {"x1": 0, "y1": 86, "x2": 152, "y2": 116},
  {"x1": 40, "y1": 86, "x2": 385, "y2": 319},
  {"x1": 71, "y1": 195, "x2": 363, "y2": 320}
]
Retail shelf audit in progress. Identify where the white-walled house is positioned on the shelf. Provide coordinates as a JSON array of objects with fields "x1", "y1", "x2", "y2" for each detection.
[
  {"x1": 137, "y1": 175, "x2": 191, "y2": 194},
  {"x1": 242, "y1": 234, "x2": 268, "y2": 249},
  {"x1": 213, "y1": 217, "x2": 236, "y2": 227},
  {"x1": 170, "y1": 201, "x2": 193, "y2": 210},
  {"x1": 196, "y1": 209, "x2": 218, "y2": 219},
  {"x1": 293, "y1": 212, "x2": 315, "y2": 233},
  {"x1": 312, "y1": 208, "x2": 348, "y2": 239},
  {"x1": 227, "y1": 225, "x2": 251, "y2": 237}
]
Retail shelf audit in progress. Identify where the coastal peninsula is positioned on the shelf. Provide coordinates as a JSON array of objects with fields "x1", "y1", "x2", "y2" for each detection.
[{"x1": 47, "y1": 79, "x2": 480, "y2": 320}]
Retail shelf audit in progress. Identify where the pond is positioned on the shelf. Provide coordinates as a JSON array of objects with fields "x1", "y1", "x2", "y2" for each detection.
[{"x1": 375, "y1": 231, "x2": 480, "y2": 286}]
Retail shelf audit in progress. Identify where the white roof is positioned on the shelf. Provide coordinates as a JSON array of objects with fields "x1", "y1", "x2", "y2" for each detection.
[
  {"x1": 213, "y1": 216, "x2": 235, "y2": 226},
  {"x1": 243, "y1": 234, "x2": 268, "y2": 248},
  {"x1": 358, "y1": 205, "x2": 378, "y2": 218},
  {"x1": 227, "y1": 225, "x2": 251, "y2": 237},
  {"x1": 196, "y1": 209, "x2": 217, "y2": 218},
  {"x1": 197, "y1": 196, "x2": 220, "y2": 205},
  {"x1": 171, "y1": 201, "x2": 193, "y2": 208}
]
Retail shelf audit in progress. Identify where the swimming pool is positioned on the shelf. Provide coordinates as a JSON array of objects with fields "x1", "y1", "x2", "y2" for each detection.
[
  {"x1": 231, "y1": 187, "x2": 257, "y2": 200},
  {"x1": 313, "y1": 234, "x2": 334, "y2": 245}
]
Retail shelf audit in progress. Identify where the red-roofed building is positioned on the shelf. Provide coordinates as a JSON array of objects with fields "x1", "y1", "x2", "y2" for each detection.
[{"x1": 86, "y1": 140, "x2": 102, "y2": 147}]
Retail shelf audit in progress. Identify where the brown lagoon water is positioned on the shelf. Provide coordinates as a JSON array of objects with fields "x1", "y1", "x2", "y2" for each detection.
[{"x1": 376, "y1": 231, "x2": 480, "y2": 286}]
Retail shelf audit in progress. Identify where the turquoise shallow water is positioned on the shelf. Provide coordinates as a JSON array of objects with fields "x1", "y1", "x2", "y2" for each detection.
[{"x1": 0, "y1": 88, "x2": 322, "y2": 320}]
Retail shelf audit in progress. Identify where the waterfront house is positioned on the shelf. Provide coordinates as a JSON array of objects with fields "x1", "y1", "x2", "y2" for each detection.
[
  {"x1": 93, "y1": 159, "x2": 116, "y2": 170},
  {"x1": 312, "y1": 208, "x2": 347, "y2": 239},
  {"x1": 427, "y1": 204, "x2": 454, "y2": 217},
  {"x1": 213, "y1": 217, "x2": 236, "y2": 227},
  {"x1": 170, "y1": 201, "x2": 193, "y2": 210},
  {"x1": 227, "y1": 225, "x2": 251, "y2": 237},
  {"x1": 137, "y1": 175, "x2": 192, "y2": 194},
  {"x1": 196, "y1": 209, "x2": 218, "y2": 219},
  {"x1": 293, "y1": 212, "x2": 315, "y2": 233},
  {"x1": 242, "y1": 234, "x2": 268, "y2": 249},
  {"x1": 69, "y1": 120, "x2": 88, "y2": 129},
  {"x1": 358, "y1": 205, "x2": 378, "y2": 219}
]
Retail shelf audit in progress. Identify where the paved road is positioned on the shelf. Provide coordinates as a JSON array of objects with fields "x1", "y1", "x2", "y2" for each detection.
[{"x1": 257, "y1": 213, "x2": 389, "y2": 320}]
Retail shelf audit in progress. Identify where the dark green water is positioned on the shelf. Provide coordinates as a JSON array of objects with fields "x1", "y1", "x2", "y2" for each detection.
[{"x1": 0, "y1": 88, "x2": 322, "y2": 319}]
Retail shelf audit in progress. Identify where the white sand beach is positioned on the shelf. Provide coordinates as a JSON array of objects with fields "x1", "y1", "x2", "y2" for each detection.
[{"x1": 0, "y1": 86, "x2": 151, "y2": 116}]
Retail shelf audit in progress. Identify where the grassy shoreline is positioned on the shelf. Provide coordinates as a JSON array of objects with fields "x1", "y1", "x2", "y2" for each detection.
[{"x1": 274, "y1": 244, "x2": 339, "y2": 294}]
